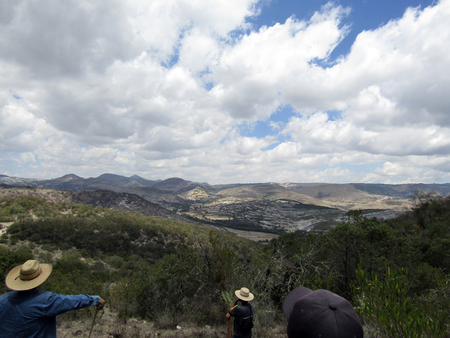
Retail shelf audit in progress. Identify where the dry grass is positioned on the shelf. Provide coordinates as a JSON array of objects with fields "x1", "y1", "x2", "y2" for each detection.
[
  {"x1": 57, "y1": 308, "x2": 379, "y2": 338},
  {"x1": 57, "y1": 308, "x2": 288, "y2": 338}
]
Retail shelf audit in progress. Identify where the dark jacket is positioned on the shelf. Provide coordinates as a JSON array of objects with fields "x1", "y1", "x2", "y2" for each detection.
[{"x1": 230, "y1": 301, "x2": 254, "y2": 338}]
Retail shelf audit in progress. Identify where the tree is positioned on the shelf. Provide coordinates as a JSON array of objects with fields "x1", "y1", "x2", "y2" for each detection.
[{"x1": 321, "y1": 222, "x2": 363, "y2": 298}]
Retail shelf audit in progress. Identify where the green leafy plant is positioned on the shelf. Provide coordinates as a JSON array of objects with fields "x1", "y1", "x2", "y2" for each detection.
[{"x1": 354, "y1": 265, "x2": 448, "y2": 337}]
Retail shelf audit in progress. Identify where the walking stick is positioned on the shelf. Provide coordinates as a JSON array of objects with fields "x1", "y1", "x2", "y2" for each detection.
[
  {"x1": 88, "y1": 307, "x2": 99, "y2": 338},
  {"x1": 227, "y1": 298, "x2": 238, "y2": 338}
]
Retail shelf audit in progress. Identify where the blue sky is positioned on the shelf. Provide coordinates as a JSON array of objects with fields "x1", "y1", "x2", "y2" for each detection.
[
  {"x1": 1, "y1": 0, "x2": 449, "y2": 184},
  {"x1": 244, "y1": 0, "x2": 435, "y2": 139},
  {"x1": 253, "y1": 0, "x2": 435, "y2": 57}
]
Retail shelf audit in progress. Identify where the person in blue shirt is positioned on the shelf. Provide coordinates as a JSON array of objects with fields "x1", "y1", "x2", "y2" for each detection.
[{"x1": 0, "y1": 259, "x2": 106, "y2": 338}]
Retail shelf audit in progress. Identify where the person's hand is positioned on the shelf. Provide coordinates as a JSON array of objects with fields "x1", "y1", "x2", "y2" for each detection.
[
  {"x1": 97, "y1": 298, "x2": 106, "y2": 310},
  {"x1": 226, "y1": 313, "x2": 231, "y2": 319}
]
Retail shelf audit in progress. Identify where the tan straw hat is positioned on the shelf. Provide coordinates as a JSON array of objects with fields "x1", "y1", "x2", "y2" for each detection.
[
  {"x1": 5, "y1": 260, "x2": 53, "y2": 291},
  {"x1": 235, "y1": 287, "x2": 254, "y2": 301}
]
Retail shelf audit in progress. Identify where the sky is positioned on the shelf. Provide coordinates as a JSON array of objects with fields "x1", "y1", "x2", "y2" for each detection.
[{"x1": 1, "y1": 0, "x2": 450, "y2": 185}]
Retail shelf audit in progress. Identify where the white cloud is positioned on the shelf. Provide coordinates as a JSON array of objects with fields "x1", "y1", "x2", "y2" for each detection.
[
  {"x1": 0, "y1": 94, "x2": 53, "y2": 152},
  {"x1": 211, "y1": 3, "x2": 351, "y2": 118},
  {"x1": 336, "y1": 1, "x2": 450, "y2": 127},
  {"x1": 1, "y1": 0, "x2": 450, "y2": 184},
  {"x1": 0, "y1": 0, "x2": 138, "y2": 78}
]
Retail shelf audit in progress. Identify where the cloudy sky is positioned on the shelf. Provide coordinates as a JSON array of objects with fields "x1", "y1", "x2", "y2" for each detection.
[{"x1": 1, "y1": 0, "x2": 449, "y2": 184}]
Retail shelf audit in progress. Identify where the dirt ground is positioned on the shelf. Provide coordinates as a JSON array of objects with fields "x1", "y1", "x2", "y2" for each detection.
[
  {"x1": 57, "y1": 308, "x2": 288, "y2": 338},
  {"x1": 223, "y1": 227, "x2": 279, "y2": 242}
]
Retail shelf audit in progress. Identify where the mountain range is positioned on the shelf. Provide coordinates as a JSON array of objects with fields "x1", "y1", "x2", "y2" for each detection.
[
  {"x1": 2, "y1": 173, "x2": 449, "y2": 205},
  {"x1": 2, "y1": 173, "x2": 450, "y2": 235}
]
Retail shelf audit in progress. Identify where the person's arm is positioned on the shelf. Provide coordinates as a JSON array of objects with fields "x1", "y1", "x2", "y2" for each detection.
[
  {"x1": 226, "y1": 298, "x2": 240, "y2": 319},
  {"x1": 33, "y1": 291, "x2": 105, "y2": 317}
]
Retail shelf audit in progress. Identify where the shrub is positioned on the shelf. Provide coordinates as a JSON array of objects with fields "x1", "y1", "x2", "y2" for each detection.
[{"x1": 354, "y1": 265, "x2": 449, "y2": 337}]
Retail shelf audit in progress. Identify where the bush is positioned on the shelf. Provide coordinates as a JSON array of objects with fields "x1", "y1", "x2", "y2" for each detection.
[{"x1": 354, "y1": 265, "x2": 449, "y2": 337}]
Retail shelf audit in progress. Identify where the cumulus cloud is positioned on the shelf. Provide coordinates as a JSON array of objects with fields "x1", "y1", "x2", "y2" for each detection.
[
  {"x1": 1, "y1": 0, "x2": 450, "y2": 184},
  {"x1": 338, "y1": 2, "x2": 450, "y2": 127},
  {"x1": 211, "y1": 3, "x2": 351, "y2": 119}
]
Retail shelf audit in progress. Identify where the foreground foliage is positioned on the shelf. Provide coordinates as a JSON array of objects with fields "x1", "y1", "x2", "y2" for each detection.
[
  {"x1": 354, "y1": 265, "x2": 449, "y2": 337},
  {"x1": 1, "y1": 192, "x2": 450, "y2": 336}
]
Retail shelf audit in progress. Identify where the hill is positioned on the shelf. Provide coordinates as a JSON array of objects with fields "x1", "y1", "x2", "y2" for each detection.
[
  {"x1": 1, "y1": 190, "x2": 450, "y2": 337},
  {"x1": 216, "y1": 183, "x2": 329, "y2": 206},
  {"x1": 4, "y1": 173, "x2": 448, "y2": 208},
  {"x1": 0, "y1": 185, "x2": 199, "y2": 226},
  {"x1": 2, "y1": 173, "x2": 450, "y2": 233}
]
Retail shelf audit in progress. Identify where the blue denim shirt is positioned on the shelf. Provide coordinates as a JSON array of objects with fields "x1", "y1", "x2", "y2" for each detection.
[{"x1": 0, "y1": 288, "x2": 100, "y2": 338}]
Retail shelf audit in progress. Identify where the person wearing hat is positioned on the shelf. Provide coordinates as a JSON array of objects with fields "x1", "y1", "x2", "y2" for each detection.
[
  {"x1": 226, "y1": 287, "x2": 255, "y2": 338},
  {"x1": 0, "y1": 260, "x2": 106, "y2": 338},
  {"x1": 283, "y1": 287, "x2": 364, "y2": 338}
]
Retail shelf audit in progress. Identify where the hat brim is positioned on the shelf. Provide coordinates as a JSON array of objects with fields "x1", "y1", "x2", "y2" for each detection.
[
  {"x1": 5, "y1": 263, "x2": 52, "y2": 291},
  {"x1": 283, "y1": 287, "x2": 312, "y2": 319},
  {"x1": 235, "y1": 290, "x2": 254, "y2": 302}
]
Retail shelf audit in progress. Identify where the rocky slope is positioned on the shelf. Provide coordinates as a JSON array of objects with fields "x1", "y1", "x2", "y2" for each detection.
[{"x1": 2, "y1": 173, "x2": 450, "y2": 233}]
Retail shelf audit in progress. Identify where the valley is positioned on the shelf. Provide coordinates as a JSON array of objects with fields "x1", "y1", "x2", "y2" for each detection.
[{"x1": 2, "y1": 173, "x2": 449, "y2": 240}]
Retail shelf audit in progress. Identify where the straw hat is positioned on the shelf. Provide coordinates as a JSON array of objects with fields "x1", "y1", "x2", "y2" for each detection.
[
  {"x1": 235, "y1": 287, "x2": 254, "y2": 302},
  {"x1": 5, "y1": 260, "x2": 53, "y2": 291}
]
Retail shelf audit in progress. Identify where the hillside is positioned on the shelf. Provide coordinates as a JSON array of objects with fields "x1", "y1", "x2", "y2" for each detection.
[
  {"x1": 2, "y1": 173, "x2": 450, "y2": 233},
  {"x1": 0, "y1": 185, "x2": 196, "y2": 225},
  {"x1": 3, "y1": 173, "x2": 448, "y2": 209},
  {"x1": 1, "y1": 190, "x2": 450, "y2": 337},
  {"x1": 286, "y1": 183, "x2": 408, "y2": 211},
  {"x1": 217, "y1": 184, "x2": 329, "y2": 206}
]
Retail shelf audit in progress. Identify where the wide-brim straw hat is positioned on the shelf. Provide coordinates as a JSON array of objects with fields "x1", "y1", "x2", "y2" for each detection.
[
  {"x1": 5, "y1": 260, "x2": 52, "y2": 291},
  {"x1": 235, "y1": 287, "x2": 254, "y2": 301}
]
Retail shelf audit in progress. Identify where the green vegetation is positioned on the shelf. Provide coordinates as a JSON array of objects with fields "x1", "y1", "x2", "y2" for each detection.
[
  {"x1": 354, "y1": 265, "x2": 448, "y2": 337},
  {"x1": 1, "y1": 193, "x2": 450, "y2": 336}
]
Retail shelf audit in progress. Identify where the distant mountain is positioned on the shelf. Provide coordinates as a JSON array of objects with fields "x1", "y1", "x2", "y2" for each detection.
[
  {"x1": 3, "y1": 173, "x2": 450, "y2": 234},
  {"x1": 130, "y1": 175, "x2": 160, "y2": 187},
  {"x1": 351, "y1": 183, "x2": 450, "y2": 199},
  {"x1": 153, "y1": 177, "x2": 192, "y2": 191},
  {"x1": 288, "y1": 183, "x2": 374, "y2": 201},
  {"x1": 0, "y1": 175, "x2": 42, "y2": 186},
  {"x1": 0, "y1": 174, "x2": 181, "y2": 204},
  {"x1": 282, "y1": 182, "x2": 450, "y2": 200},
  {"x1": 2, "y1": 173, "x2": 450, "y2": 212},
  {"x1": 37, "y1": 175, "x2": 113, "y2": 191},
  {"x1": 216, "y1": 183, "x2": 327, "y2": 206},
  {"x1": 218, "y1": 183, "x2": 286, "y2": 198},
  {"x1": 152, "y1": 177, "x2": 213, "y2": 193},
  {"x1": 97, "y1": 173, "x2": 158, "y2": 188}
]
